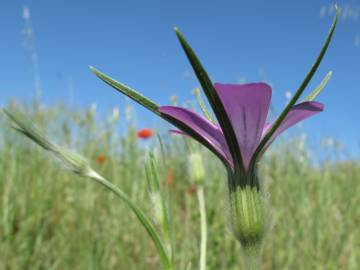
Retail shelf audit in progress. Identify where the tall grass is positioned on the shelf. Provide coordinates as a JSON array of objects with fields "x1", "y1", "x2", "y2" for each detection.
[{"x1": 0, "y1": 101, "x2": 359, "y2": 269}]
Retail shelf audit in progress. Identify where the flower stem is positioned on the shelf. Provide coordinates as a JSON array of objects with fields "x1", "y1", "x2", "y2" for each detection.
[
  {"x1": 243, "y1": 244, "x2": 261, "y2": 270},
  {"x1": 87, "y1": 170, "x2": 174, "y2": 270},
  {"x1": 197, "y1": 185, "x2": 207, "y2": 270}
]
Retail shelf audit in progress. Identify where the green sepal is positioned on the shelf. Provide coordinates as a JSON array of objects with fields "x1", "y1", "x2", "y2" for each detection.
[
  {"x1": 250, "y1": 6, "x2": 339, "y2": 168},
  {"x1": 90, "y1": 57, "x2": 231, "y2": 169},
  {"x1": 4, "y1": 109, "x2": 57, "y2": 152},
  {"x1": 175, "y1": 27, "x2": 244, "y2": 172},
  {"x1": 90, "y1": 66, "x2": 160, "y2": 115}
]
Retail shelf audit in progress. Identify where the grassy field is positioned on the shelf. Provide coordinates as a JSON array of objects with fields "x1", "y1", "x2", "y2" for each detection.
[{"x1": 0, "y1": 101, "x2": 359, "y2": 270}]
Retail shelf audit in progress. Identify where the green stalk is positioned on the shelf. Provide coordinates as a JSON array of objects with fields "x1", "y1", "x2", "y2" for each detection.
[
  {"x1": 243, "y1": 246, "x2": 261, "y2": 270},
  {"x1": 87, "y1": 171, "x2": 173, "y2": 270},
  {"x1": 3, "y1": 109, "x2": 174, "y2": 270},
  {"x1": 145, "y1": 152, "x2": 173, "y2": 262},
  {"x1": 197, "y1": 185, "x2": 207, "y2": 270}
]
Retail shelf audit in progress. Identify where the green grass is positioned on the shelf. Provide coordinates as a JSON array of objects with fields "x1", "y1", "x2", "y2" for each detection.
[{"x1": 0, "y1": 101, "x2": 359, "y2": 270}]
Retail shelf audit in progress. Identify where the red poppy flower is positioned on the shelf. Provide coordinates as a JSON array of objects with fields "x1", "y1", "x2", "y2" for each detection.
[
  {"x1": 137, "y1": 128, "x2": 153, "y2": 139},
  {"x1": 166, "y1": 172, "x2": 174, "y2": 186},
  {"x1": 96, "y1": 155, "x2": 106, "y2": 164}
]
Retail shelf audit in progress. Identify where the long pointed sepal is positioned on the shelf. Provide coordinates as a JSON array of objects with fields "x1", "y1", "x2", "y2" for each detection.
[
  {"x1": 174, "y1": 27, "x2": 244, "y2": 172},
  {"x1": 90, "y1": 66, "x2": 160, "y2": 115},
  {"x1": 250, "y1": 6, "x2": 339, "y2": 167}
]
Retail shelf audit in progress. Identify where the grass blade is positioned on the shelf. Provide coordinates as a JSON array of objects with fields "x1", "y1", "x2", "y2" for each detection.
[
  {"x1": 193, "y1": 87, "x2": 214, "y2": 123},
  {"x1": 304, "y1": 71, "x2": 332, "y2": 101}
]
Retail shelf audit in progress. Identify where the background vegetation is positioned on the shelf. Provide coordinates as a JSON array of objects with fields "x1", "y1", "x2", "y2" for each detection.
[{"x1": 0, "y1": 100, "x2": 359, "y2": 270}]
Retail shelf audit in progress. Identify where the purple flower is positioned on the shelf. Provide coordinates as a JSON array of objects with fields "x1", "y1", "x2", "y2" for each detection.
[
  {"x1": 159, "y1": 83, "x2": 323, "y2": 172},
  {"x1": 159, "y1": 81, "x2": 324, "y2": 248},
  {"x1": 91, "y1": 8, "x2": 338, "y2": 249}
]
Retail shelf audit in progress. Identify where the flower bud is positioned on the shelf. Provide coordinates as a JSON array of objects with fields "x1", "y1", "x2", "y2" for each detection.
[
  {"x1": 110, "y1": 107, "x2": 120, "y2": 123},
  {"x1": 150, "y1": 193, "x2": 165, "y2": 226},
  {"x1": 145, "y1": 153, "x2": 168, "y2": 230},
  {"x1": 189, "y1": 152, "x2": 205, "y2": 184},
  {"x1": 229, "y1": 184, "x2": 264, "y2": 249}
]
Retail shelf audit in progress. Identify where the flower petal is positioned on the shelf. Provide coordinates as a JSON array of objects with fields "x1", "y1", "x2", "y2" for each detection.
[
  {"x1": 261, "y1": 101, "x2": 324, "y2": 151},
  {"x1": 159, "y1": 106, "x2": 233, "y2": 167},
  {"x1": 214, "y1": 83, "x2": 272, "y2": 169}
]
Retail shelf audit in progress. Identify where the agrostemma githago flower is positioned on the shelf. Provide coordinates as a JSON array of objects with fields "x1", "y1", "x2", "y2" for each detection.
[{"x1": 90, "y1": 7, "x2": 338, "y2": 253}]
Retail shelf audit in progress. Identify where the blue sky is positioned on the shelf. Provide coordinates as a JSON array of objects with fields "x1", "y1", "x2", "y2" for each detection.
[{"x1": 1, "y1": 0, "x2": 359, "y2": 156}]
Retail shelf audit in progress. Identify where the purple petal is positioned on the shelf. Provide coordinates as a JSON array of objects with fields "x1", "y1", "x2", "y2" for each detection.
[
  {"x1": 214, "y1": 83, "x2": 272, "y2": 170},
  {"x1": 159, "y1": 106, "x2": 233, "y2": 166},
  {"x1": 261, "y1": 101, "x2": 324, "y2": 151}
]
